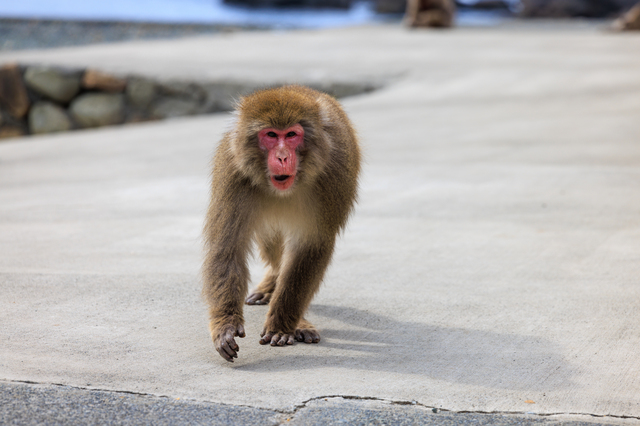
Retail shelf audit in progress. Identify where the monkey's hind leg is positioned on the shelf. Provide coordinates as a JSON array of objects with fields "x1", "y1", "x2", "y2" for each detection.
[
  {"x1": 260, "y1": 238, "x2": 334, "y2": 347},
  {"x1": 295, "y1": 318, "x2": 320, "y2": 343},
  {"x1": 246, "y1": 232, "x2": 283, "y2": 305},
  {"x1": 246, "y1": 271, "x2": 277, "y2": 305}
]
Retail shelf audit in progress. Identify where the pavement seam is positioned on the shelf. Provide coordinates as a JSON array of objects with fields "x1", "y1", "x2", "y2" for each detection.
[
  {"x1": 4, "y1": 379, "x2": 178, "y2": 399},
  {"x1": 5, "y1": 380, "x2": 640, "y2": 423}
]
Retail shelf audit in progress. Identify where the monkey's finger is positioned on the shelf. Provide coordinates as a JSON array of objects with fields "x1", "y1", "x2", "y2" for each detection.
[
  {"x1": 297, "y1": 330, "x2": 321, "y2": 344},
  {"x1": 222, "y1": 329, "x2": 240, "y2": 352},
  {"x1": 222, "y1": 331, "x2": 240, "y2": 354},
  {"x1": 220, "y1": 339, "x2": 239, "y2": 360},
  {"x1": 287, "y1": 335, "x2": 294, "y2": 345},
  {"x1": 259, "y1": 333, "x2": 273, "y2": 345},
  {"x1": 271, "y1": 333, "x2": 286, "y2": 346},
  {"x1": 217, "y1": 349, "x2": 232, "y2": 362},
  {"x1": 245, "y1": 292, "x2": 263, "y2": 305},
  {"x1": 229, "y1": 337, "x2": 240, "y2": 352},
  {"x1": 236, "y1": 325, "x2": 246, "y2": 338},
  {"x1": 277, "y1": 334, "x2": 290, "y2": 346},
  {"x1": 295, "y1": 330, "x2": 307, "y2": 342},
  {"x1": 214, "y1": 340, "x2": 235, "y2": 362}
]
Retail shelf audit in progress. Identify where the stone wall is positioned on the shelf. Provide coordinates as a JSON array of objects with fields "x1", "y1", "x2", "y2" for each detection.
[{"x1": 0, "y1": 63, "x2": 378, "y2": 140}]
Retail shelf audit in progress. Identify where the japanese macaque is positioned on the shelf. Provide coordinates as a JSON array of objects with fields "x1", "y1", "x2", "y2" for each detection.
[
  {"x1": 203, "y1": 85, "x2": 361, "y2": 362},
  {"x1": 404, "y1": 0, "x2": 456, "y2": 28},
  {"x1": 612, "y1": 3, "x2": 640, "y2": 31}
]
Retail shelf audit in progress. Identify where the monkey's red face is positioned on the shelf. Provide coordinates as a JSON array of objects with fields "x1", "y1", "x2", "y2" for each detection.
[{"x1": 258, "y1": 124, "x2": 304, "y2": 191}]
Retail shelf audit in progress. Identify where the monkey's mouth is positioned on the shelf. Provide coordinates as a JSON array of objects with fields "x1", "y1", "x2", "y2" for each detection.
[{"x1": 270, "y1": 174, "x2": 295, "y2": 191}]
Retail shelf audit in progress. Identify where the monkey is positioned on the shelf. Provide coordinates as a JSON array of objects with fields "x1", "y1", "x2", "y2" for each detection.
[
  {"x1": 404, "y1": 0, "x2": 455, "y2": 28},
  {"x1": 612, "y1": 3, "x2": 640, "y2": 31},
  {"x1": 202, "y1": 85, "x2": 361, "y2": 362}
]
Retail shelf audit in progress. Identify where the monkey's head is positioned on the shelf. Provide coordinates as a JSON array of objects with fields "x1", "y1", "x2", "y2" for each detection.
[{"x1": 233, "y1": 86, "x2": 331, "y2": 196}]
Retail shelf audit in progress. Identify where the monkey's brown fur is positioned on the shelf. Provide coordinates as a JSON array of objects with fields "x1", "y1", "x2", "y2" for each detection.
[
  {"x1": 404, "y1": 0, "x2": 455, "y2": 28},
  {"x1": 203, "y1": 85, "x2": 360, "y2": 362}
]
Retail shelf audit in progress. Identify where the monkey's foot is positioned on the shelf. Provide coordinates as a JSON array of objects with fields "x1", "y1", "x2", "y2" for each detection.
[
  {"x1": 295, "y1": 326, "x2": 320, "y2": 343},
  {"x1": 294, "y1": 319, "x2": 321, "y2": 343},
  {"x1": 259, "y1": 330, "x2": 295, "y2": 346},
  {"x1": 245, "y1": 291, "x2": 272, "y2": 305},
  {"x1": 211, "y1": 322, "x2": 245, "y2": 362}
]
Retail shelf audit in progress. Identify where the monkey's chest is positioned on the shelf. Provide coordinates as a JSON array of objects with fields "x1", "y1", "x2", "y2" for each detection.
[{"x1": 256, "y1": 200, "x2": 318, "y2": 240}]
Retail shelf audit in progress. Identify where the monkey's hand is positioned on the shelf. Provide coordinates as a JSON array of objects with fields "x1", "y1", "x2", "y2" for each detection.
[
  {"x1": 259, "y1": 329, "x2": 296, "y2": 346},
  {"x1": 212, "y1": 323, "x2": 245, "y2": 362}
]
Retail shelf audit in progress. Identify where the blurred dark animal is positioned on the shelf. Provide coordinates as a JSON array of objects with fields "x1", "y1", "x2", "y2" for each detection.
[
  {"x1": 405, "y1": 0, "x2": 456, "y2": 28},
  {"x1": 612, "y1": 2, "x2": 640, "y2": 30}
]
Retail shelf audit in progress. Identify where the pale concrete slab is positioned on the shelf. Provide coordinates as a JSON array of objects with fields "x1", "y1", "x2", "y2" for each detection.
[{"x1": 1, "y1": 24, "x2": 640, "y2": 422}]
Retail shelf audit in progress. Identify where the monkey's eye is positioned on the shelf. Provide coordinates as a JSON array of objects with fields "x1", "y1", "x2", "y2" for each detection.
[
  {"x1": 267, "y1": 131, "x2": 277, "y2": 138},
  {"x1": 286, "y1": 131, "x2": 296, "y2": 137}
]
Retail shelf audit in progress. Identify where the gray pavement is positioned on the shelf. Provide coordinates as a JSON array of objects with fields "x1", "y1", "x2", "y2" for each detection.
[
  {"x1": 0, "y1": 381, "x2": 618, "y2": 425},
  {"x1": 1, "y1": 23, "x2": 640, "y2": 424}
]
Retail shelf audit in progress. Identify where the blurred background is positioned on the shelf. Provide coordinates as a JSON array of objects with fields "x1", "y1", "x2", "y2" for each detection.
[{"x1": 1, "y1": 0, "x2": 636, "y2": 51}]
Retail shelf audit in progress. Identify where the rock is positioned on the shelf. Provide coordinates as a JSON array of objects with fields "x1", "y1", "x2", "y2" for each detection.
[
  {"x1": 612, "y1": 2, "x2": 640, "y2": 29},
  {"x1": 69, "y1": 93, "x2": 125, "y2": 128},
  {"x1": 82, "y1": 69, "x2": 127, "y2": 93},
  {"x1": 28, "y1": 101, "x2": 72, "y2": 134},
  {"x1": 201, "y1": 81, "x2": 262, "y2": 113},
  {"x1": 125, "y1": 112, "x2": 155, "y2": 124},
  {"x1": 159, "y1": 81, "x2": 205, "y2": 104},
  {"x1": 376, "y1": 0, "x2": 407, "y2": 13},
  {"x1": 23, "y1": 66, "x2": 81, "y2": 103},
  {"x1": 126, "y1": 77, "x2": 157, "y2": 109},
  {"x1": 309, "y1": 82, "x2": 379, "y2": 99},
  {"x1": 0, "y1": 63, "x2": 31, "y2": 118},
  {"x1": 151, "y1": 97, "x2": 199, "y2": 119},
  {"x1": 0, "y1": 126, "x2": 26, "y2": 140}
]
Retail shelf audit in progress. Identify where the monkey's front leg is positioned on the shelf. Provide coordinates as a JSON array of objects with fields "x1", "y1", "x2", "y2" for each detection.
[
  {"x1": 203, "y1": 211, "x2": 254, "y2": 361},
  {"x1": 259, "y1": 239, "x2": 334, "y2": 346},
  {"x1": 203, "y1": 179, "x2": 257, "y2": 362},
  {"x1": 204, "y1": 248, "x2": 250, "y2": 361}
]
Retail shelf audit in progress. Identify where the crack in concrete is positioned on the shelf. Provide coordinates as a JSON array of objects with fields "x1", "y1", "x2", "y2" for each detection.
[
  {"x1": 6, "y1": 378, "x2": 181, "y2": 401},
  {"x1": 5, "y1": 379, "x2": 640, "y2": 424},
  {"x1": 283, "y1": 394, "x2": 640, "y2": 424}
]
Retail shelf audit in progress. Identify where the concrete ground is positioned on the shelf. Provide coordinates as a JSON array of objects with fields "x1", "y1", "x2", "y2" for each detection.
[{"x1": 1, "y1": 23, "x2": 639, "y2": 424}]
